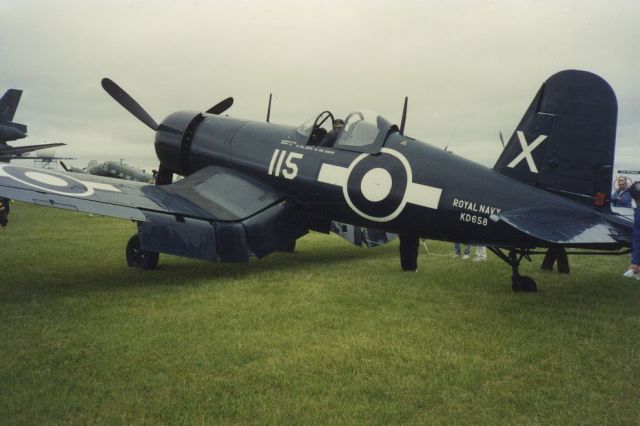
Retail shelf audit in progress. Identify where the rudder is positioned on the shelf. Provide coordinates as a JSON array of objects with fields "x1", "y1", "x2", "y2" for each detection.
[
  {"x1": 0, "y1": 89, "x2": 23, "y2": 123},
  {"x1": 494, "y1": 70, "x2": 617, "y2": 208}
]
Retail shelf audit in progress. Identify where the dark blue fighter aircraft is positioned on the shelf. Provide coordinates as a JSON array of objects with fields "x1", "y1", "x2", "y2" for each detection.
[{"x1": 0, "y1": 70, "x2": 631, "y2": 292}]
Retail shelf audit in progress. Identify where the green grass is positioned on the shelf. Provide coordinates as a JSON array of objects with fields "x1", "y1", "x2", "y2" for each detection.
[{"x1": 1, "y1": 202, "x2": 639, "y2": 425}]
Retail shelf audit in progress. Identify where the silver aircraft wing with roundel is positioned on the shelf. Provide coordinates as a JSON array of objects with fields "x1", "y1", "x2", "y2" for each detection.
[{"x1": 0, "y1": 164, "x2": 308, "y2": 262}]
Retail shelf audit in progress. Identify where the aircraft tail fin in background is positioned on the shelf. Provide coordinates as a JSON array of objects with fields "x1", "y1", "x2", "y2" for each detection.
[
  {"x1": 0, "y1": 89, "x2": 23, "y2": 123},
  {"x1": 493, "y1": 70, "x2": 617, "y2": 208}
]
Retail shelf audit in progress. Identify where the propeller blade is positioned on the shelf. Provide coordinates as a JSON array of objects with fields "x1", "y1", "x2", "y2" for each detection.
[
  {"x1": 206, "y1": 97, "x2": 234, "y2": 115},
  {"x1": 499, "y1": 131, "x2": 506, "y2": 148},
  {"x1": 101, "y1": 78, "x2": 158, "y2": 131},
  {"x1": 60, "y1": 161, "x2": 70, "y2": 171}
]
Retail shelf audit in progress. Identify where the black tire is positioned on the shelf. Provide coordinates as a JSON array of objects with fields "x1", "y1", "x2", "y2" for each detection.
[
  {"x1": 126, "y1": 234, "x2": 159, "y2": 269},
  {"x1": 511, "y1": 275, "x2": 537, "y2": 293}
]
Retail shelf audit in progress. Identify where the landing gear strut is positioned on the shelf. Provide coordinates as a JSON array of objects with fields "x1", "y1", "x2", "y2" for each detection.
[
  {"x1": 280, "y1": 239, "x2": 296, "y2": 253},
  {"x1": 399, "y1": 234, "x2": 420, "y2": 271},
  {"x1": 488, "y1": 247, "x2": 537, "y2": 292},
  {"x1": 126, "y1": 234, "x2": 159, "y2": 269}
]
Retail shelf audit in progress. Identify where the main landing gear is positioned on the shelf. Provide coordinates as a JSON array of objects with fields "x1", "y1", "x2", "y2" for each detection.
[
  {"x1": 126, "y1": 234, "x2": 159, "y2": 269},
  {"x1": 488, "y1": 247, "x2": 537, "y2": 292},
  {"x1": 399, "y1": 234, "x2": 420, "y2": 271},
  {"x1": 280, "y1": 239, "x2": 297, "y2": 253}
]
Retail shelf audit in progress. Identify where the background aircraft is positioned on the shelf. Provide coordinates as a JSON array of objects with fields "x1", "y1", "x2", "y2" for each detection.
[
  {"x1": 0, "y1": 89, "x2": 65, "y2": 161},
  {"x1": 61, "y1": 160, "x2": 153, "y2": 182},
  {"x1": 0, "y1": 70, "x2": 631, "y2": 292},
  {"x1": 0, "y1": 89, "x2": 26, "y2": 143}
]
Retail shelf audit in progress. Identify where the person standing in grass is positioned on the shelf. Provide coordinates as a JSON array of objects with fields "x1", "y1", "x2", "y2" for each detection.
[
  {"x1": 473, "y1": 246, "x2": 487, "y2": 261},
  {"x1": 541, "y1": 246, "x2": 570, "y2": 274},
  {"x1": 0, "y1": 198, "x2": 9, "y2": 228},
  {"x1": 629, "y1": 182, "x2": 640, "y2": 274},
  {"x1": 453, "y1": 242, "x2": 471, "y2": 259},
  {"x1": 454, "y1": 243, "x2": 486, "y2": 261}
]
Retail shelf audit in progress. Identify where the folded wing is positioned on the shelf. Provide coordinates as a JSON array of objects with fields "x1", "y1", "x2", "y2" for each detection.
[{"x1": 0, "y1": 164, "x2": 308, "y2": 261}]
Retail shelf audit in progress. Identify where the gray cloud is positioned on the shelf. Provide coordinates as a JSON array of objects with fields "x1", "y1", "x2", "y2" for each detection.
[{"x1": 1, "y1": 0, "x2": 638, "y2": 173}]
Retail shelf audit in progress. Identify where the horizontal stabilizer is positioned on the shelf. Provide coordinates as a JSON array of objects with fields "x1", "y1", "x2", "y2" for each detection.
[
  {"x1": 491, "y1": 205, "x2": 629, "y2": 247},
  {"x1": 0, "y1": 142, "x2": 65, "y2": 157}
]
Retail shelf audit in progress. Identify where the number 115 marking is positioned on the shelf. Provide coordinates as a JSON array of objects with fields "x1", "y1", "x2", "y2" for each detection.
[{"x1": 268, "y1": 149, "x2": 304, "y2": 180}]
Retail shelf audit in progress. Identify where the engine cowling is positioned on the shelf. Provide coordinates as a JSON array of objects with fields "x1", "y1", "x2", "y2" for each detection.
[{"x1": 154, "y1": 110, "x2": 203, "y2": 176}]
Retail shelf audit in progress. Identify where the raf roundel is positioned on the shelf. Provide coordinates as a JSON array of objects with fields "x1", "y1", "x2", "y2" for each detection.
[
  {"x1": 344, "y1": 151, "x2": 409, "y2": 221},
  {"x1": 0, "y1": 165, "x2": 94, "y2": 196},
  {"x1": 317, "y1": 148, "x2": 443, "y2": 222}
]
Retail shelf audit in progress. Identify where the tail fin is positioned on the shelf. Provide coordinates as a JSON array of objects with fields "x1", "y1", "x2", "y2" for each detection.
[
  {"x1": 0, "y1": 89, "x2": 23, "y2": 123},
  {"x1": 494, "y1": 70, "x2": 617, "y2": 208}
]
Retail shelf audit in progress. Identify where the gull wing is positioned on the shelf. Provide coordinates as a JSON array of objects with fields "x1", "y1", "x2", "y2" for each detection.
[{"x1": 0, "y1": 164, "x2": 308, "y2": 261}]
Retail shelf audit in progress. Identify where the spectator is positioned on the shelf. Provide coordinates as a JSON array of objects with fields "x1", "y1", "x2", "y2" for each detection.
[
  {"x1": 541, "y1": 246, "x2": 570, "y2": 274},
  {"x1": 612, "y1": 177, "x2": 632, "y2": 207},
  {"x1": 473, "y1": 246, "x2": 487, "y2": 261},
  {"x1": 454, "y1": 242, "x2": 471, "y2": 259},
  {"x1": 0, "y1": 198, "x2": 9, "y2": 228},
  {"x1": 628, "y1": 182, "x2": 640, "y2": 274}
]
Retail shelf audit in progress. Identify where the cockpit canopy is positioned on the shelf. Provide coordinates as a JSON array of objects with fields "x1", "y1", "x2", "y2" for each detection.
[{"x1": 297, "y1": 110, "x2": 397, "y2": 154}]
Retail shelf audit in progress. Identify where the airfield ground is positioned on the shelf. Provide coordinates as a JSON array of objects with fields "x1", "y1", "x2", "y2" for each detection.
[{"x1": 1, "y1": 202, "x2": 639, "y2": 424}]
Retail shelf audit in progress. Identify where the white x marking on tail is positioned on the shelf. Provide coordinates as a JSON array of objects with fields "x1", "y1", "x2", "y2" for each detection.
[{"x1": 506, "y1": 131, "x2": 548, "y2": 173}]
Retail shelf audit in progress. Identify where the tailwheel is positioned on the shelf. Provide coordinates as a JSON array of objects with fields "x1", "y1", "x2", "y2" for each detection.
[
  {"x1": 511, "y1": 275, "x2": 537, "y2": 292},
  {"x1": 126, "y1": 234, "x2": 159, "y2": 269},
  {"x1": 488, "y1": 247, "x2": 538, "y2": 292}
]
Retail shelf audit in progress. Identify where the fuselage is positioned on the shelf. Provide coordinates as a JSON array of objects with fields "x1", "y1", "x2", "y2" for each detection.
[
  {"x1": 0, "y1": 123, "x2": 27, "y2": 143},
  {"x1": 87, "y1": 160, "x2": 152, "y2": 182},
  {"x1": 154, "y1": 111, "x2": 617, "y2": 248}
]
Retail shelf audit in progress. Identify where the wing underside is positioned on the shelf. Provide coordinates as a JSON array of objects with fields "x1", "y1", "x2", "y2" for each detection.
[
  {"x1": 0, "y1": 164, "x2": 308, "y2": 262},
  {"x1": 330, "y1": 221, "x2": 397, "y2": 248}
]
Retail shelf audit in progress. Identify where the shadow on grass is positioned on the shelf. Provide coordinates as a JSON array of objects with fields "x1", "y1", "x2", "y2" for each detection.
[{"x1": 3, "y1": 239, "x2": 398, "y2": 301}]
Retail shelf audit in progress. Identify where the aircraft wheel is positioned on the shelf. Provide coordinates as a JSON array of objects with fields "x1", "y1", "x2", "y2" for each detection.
[
  {"x1": 126, "y1": 234, "x2": 159, "y2": 269},
  {"x1": 281, "y1": 240, "x2": 296, "y2": 253},
  {"x1": 511, "y1": 275, "x2": 537, "y2": 292}
]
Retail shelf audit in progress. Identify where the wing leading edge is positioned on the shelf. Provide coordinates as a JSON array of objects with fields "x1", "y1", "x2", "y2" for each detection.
[{"x1": 0, "y1": 164, "x2": 308, "y2": 261}]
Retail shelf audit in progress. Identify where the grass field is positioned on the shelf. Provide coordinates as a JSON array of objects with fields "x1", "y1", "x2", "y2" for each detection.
[{"x1": 1, "y1": 202, "x2": 639, "y2": 424}]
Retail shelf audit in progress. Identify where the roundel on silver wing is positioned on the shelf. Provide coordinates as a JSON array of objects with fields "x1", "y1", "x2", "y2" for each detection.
[{"x1": 0, "y1": 165, "x2": 93, "y2": 196}]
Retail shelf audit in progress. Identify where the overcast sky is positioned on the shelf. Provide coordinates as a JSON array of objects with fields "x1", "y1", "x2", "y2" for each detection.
[{"x1": 1, "y1": 0, "x2": 638, "y2": 174}]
